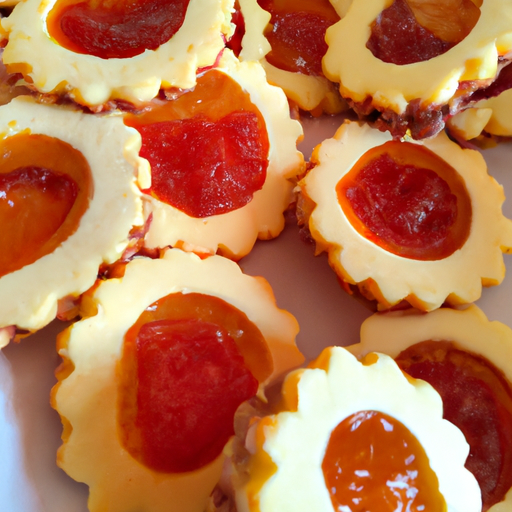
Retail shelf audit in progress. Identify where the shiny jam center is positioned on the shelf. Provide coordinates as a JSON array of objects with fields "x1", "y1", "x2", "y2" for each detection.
[
  {"x1": 0, "y1": 133, "x2": 92, "y2": 278},
  {"x1": 47, "y1": 0, "x2": 190, "y2": 59},
  {"x1": 258, "y1": 0, "x2": 340, "y2": 76},
  {"x1": 367, "y1": 0, "x2": 481, "y2": 65},
  {"x1": 124, "y1": 70, "x2": 269, "y2": 218},
  {"x1": 117, "y1": 292, "x2": 273, "y2": 473},
  {"x1": 396, "y1": 340, "x2": 512, "y2": 510},
  {"x1": 337, "y1": 140, "x2": 472, "y2": 260},
  {"x1": 322, "y1": 410, "x2": 445, "y2": 512}
]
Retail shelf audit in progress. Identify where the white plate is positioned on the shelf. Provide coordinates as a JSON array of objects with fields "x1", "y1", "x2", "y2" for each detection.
[{"x1": 1, "y1": 115, "x2": 511, "y2": 512}]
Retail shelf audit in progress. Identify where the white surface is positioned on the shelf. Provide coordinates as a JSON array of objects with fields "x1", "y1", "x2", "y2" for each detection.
[{"x1": 1, "y1": 115, "x2": 511, "y2": 512}]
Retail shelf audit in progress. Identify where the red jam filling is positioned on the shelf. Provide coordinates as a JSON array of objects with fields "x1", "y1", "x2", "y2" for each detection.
[
  {"x1": 125, "y1": 70, "x2": 269, "y2": 218},
  {"x1": 367, "y1": 0, "x2": 480, "y2": 65},
  {"x1": 0, "y1": 133, "x2": 92, "y2": 278},
  {"x1": 258, "y1": 0, "x2": 340, "y2": 76},
  {"x1": 227, "y1": 0, "x2": 245, "y2": 57},
  {"x1": 337, "y1": 140, "x2": 472, "y2": 260},
  {"x1": 396, "y1": 341, "x2": 512, "y2": 511},
  {"x1": 118, "y1": 292, "x2": 273, "y2": 473},
  {"x1": 323, "y1": 410, "x2": 445, "y2": 511},
  {"x1": 47, "y1": 0, "x2": 190, "y2": 59}
]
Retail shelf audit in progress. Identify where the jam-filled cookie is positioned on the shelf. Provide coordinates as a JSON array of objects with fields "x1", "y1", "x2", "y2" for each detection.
[
  {"x1": 231, "y1": 346, "x2": 481, "y2": 512},
  {"x1": 0, "y1": 96, "x2": 145, "y2": 347},
  {"x1": 0, "y1": 0, "x2": 234, "y2": 107},
  {"x1": 297, "y1": 120, "x2": 512, "y2": 311},
  {"x1": 235, "y1": 0, "x2": 345, "y2": 114},
  {"x1": 52, "y1": 249, "x2": 304, "y2": 512},
  {"x1": 125, "y1": 50, "x2": 304, "y2": 260},
  {"x1": 323, "y1": 0, "x2": 512, "y2": 139},
  {"x1": 347, "y1": 304, "x2": 512, "y2": 512}
]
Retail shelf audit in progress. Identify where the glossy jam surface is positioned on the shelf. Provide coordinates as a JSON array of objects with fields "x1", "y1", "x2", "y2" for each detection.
[
  {"x1": 322, "y1": 410, "x2": 445, "y2": 511},
  {"x1": 337, "y1": 140, "x2": 472, "y2": 260},
  {"x1": 125, "y1": 70, "x2": 269, "y2": 218},
  {"x1": 0, "y1": 133, "x2": 92, "y2": 278},
  {"x1": 396, "y1": 340, "x2": 512, "y2": 510},
  {"x1": 47, "y1": 0, "x2": 190, "y2": 59},
  {"x1": 118, "y1": 292, "x2": 272, "y2": 473},
  {"x1": 258, "y1": 0, "x2": 340, "y2": 76},
  {"x1": 367, "y1": 0, "x2": 480, "y2": 65}
]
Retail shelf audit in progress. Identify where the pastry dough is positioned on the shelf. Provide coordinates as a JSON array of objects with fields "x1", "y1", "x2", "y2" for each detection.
[
  {"x1": 1, "y1": 0, "x2": 234, "y2": 106},
  {"x1": 52, "y1": 249, "x2": 303, "y2": 512},
  {"x1": 347, "y1": 304, "x2": 512, "y2": 512},
  {"x1": 323, "y1": 0, "x2": 512, "y2": 137},
  {"x1": 297, "y1": 120, "x2": 512, "y2": 311},
  {"x1": 0, "y1": 96, "x2": 145, "y2": 346},
  {"x1": 232, "y1": 346, "x2": 481, "y2": 512},
  {"x1": 141, "y1": 51, "x2": 304, "y2": 260}
]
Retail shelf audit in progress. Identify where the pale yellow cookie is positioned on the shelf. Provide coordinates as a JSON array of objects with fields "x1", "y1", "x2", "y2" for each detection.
[
  {"x1": 141, "y1": 50, "x2": 304, "y2": 260},
  {"x1": 449, "y1": 89, "x2": 512, "y2": 140},
  {"x1": 297, "y1": 120, "x2": 512, "y2": 311},
  {"x1": 232, "y1": 346, "x2": 481, "y2": 512},
  {"x1": 346, "y1": 304, "x2": 512, "y2": 512},
  {"x1": 238, "y1": 0, "x2": 346, "y2": 114},
  {"x1": 52, "y1": 249, "x2": 303, "y2": 512},
  {"x1": 0, "y1": 96, "x2": 145, "y2": 347},
  {"x1": 1, "y1": 0, "x2": 234, "y2": 106},
  {"x1": 323, "y1": 0, "x2": 512, "y2": 136}
]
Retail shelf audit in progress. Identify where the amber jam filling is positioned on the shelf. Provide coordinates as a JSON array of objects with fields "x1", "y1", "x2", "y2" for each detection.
[
  {"x1": 0, "y1": 133, "x2": 92, "y2": 279},
  {"x1": 124, "y1": 70, "x2": 270, "y2": 218},
  {"x1": 258, "y1": 0, "x2": 340, "y2": 76},
  {"x1": 367, "y1": 0, "x2": 481, "y2": 65},
  {"x1": 336, "y1": 140, "x2": 472, "y2": 260},
  {"x1": 117, "y1": 292, "x2": 273, "y2": 473},
  {"x1": 47, "y1": 0, "x2": 190, "y2": 59},
  {"x1": 322, "y1": 410, "x2": 445, "y2": 511},
  {"x1": 396, "y1": 340, "x2": 512, "y2": 511}
]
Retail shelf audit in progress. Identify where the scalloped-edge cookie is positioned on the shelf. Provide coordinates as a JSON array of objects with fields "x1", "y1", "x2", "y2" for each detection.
[
  {"x1": 346, "y1": 304, "x2": 512, "y2": 512},
  {"x1": 449, "y1": 89, "x2": 512, "y2": 140},
  {"x1": 140, "y1": 50, "x2": 304, "y2": 260},
  {"x1": 297, "y1": 120, "x2": 512, "y2": 311},
  {"x1": 0, "y1": 96, "x2": 145, "y2": 347},
  {"x1": 0, "y1": 0, "x2": 234, "y2": 107},
  {"x1": 323, "y1": 0, "x2": 512, "y2": 138},
  {"x1": 249, "y1": 0, "x2": 346, "y2": 114},
  {"x1": 51, "y1": 249, "x2": 303, "y2": 512},
  {"x1": 231, "y1": 346, "x2": 481, "y2": 512}
]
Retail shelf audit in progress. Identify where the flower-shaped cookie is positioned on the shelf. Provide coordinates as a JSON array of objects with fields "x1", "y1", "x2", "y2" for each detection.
[
  {"x1": 0, "y1": 96, "x2": 145, "y2": 347},
  {"x1": 52, "y1": 249, "x2": 303, "y2": 512},
  {"x1": 236, "y1": 0, "x2": 345, "y2": 114},
  {"x1": 233, "y1": 346, "x2": 480, "y2": 512},
  {"x1": 128, "y1": 50, "x2": 304, "y2": 260},
  {"x1": 347, "y1": 304, "x2": 512, "y2": 511},
  {"x1": 297, "y1": 120, "x2": 512, "y2": 311},
  {"x1": 1, "y1": 0, "x2": 234, "y2": 106},
  {"x1": 323, "y1": 0, "x2": 512, "y2": 138}
]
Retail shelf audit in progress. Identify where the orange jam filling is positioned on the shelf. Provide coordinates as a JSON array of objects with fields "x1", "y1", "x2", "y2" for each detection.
[
  {"x1": 367, "y1": 0, "x2": 481, "y2": 65},
  {"x1": 396, "y1": 340, "x2": 512, "y2": 510},
  {"x1": 258, "y1": 0, "x2": 340, "y2": 76},
  {"x1": 322, "y1": 410, "x2": 445, "y2": 512},
  {"x1": 0, "y1": 133, "x2": 92, "y2": 279},
  {"x1": 47, "y1": 0, "x2": 190, "y2": 59},
  {"x1": 336, "y1": 140, "x2": 472, "y2": 260},
  {"x1": 124, "y1": 70, "x2": 270, "y2": 218},
  {"x1": 117, "y1": 292, "x2": 273, "y2": 473}
]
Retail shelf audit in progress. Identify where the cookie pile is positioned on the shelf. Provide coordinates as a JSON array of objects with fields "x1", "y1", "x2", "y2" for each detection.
[{"x1": 0, "y1": 0, "x2": 512, "y2": 511}]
